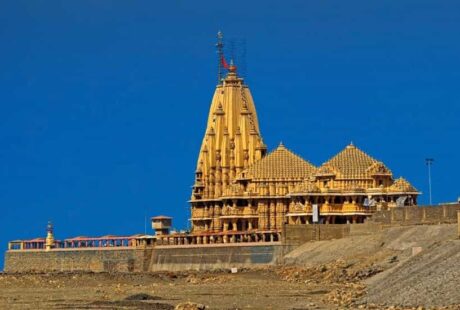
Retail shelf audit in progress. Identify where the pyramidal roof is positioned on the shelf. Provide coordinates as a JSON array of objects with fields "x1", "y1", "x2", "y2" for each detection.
[
  {"x1": 388, "y1": 177, "x2": 419, "y2": 193},
  {"x1": 241, "y1": 143, "x2": 316, "y2": 180},
  {"x1": 320, "y1": 143, "x2": 392, "y2": 179}
]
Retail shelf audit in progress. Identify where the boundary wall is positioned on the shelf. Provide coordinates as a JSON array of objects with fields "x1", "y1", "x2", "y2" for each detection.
[
  {"x1": 4, "y1": 243, "x2": 282, "y2": 273},
  {"x1": 4, "y1": 248, "x2": 147, "y2": 273},
  {"x1": 282, "y1": 205, "x2": 460, "y2": 246},
  {"x1": 282, "y1": 223, "x2": 381, "y2": 247},
  {"x1": 150, "y1": 243, "x2": 283, "y2": 271},
  {"x1": 370, "y1": 204, "x2": 460, "y2": 225}
]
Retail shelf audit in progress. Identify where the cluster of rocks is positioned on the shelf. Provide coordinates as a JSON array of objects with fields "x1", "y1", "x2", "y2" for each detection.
[
  {"x1": 175, "y1": 301, "x2": 208, "y2": 310},
  {"x1": 184, "y1": 273, "x2": 229, "y2": 285},
  {"x1": 323, "y1": 283, "x2": 366, "y2": 307},
  {"x1": 276, "y1": 258, "x2": 385, "y2": 285}
]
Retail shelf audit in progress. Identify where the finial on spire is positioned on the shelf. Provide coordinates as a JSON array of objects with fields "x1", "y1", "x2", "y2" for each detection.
[
  {"x1": 347, "y1": 141, "x2": 355, "y2": 149},
  {"x1": 47, "y1": 221, "x2": 53, "y2": 233},
  {"x1": 228, "y1": 59, "x2": 237, "y2": 73}
]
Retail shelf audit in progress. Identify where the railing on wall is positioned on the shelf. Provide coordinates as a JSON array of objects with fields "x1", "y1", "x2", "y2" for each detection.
[{"x1": 8, "y1": 235, "x2": 156, "y2": 251}]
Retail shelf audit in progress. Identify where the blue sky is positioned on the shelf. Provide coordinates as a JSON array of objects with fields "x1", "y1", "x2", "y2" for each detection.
[{"x1": 1, "y1": 1, "x2": 459, "y2": 267}]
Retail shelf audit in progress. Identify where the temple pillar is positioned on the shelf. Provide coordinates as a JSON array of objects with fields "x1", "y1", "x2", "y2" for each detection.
[
  {"x1": 258, "y1": 201, "x2": 265, "y2": 230},
  {"x1": 276, "y1": 200, "x2": 284, "y2": 229},
  {"x1": 232, "y1": 219, "x2": 237, "y2": 231},
  {"x1": 212, "y1": 204, "x2": 220, "y2": 232},
  {"x1": 269, "y1": 201, "x2": 276, "y2": 230}
]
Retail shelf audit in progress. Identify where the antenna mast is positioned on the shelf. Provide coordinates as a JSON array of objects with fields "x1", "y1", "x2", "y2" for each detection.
[
  {"x1": 216, "y1": 31, "x2": 224, "y2": 83},
  {"x1": 425, "y1": 158, "x2": 434, "y2": 205}
]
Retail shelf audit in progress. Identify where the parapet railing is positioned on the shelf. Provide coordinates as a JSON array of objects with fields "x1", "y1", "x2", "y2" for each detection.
[
  {"x1": 155, "y1": 230, "x2": 282, "y2": 246},
  {"x1": 8, "y1": 235, "x2": 156, "y2": 251}
]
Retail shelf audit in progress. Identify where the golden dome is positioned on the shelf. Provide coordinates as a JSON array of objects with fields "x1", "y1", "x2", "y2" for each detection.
[
  {"x1": 320, "y1": 143, "x2": 391, "y2": 179},
  {"x1": 388, "y1": 177, "x2": 419, "y2": 193},
  {"x1": 242, "y1": 143, "x2": 316, "y2": 180}
]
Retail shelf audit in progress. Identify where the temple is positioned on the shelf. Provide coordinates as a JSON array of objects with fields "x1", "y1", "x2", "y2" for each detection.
[
  {"x1": 187, "y1": 34, "x2": 419, "y2": 243},
  {"x1": 6, "y1": 33, "x2": 421, "y2": 251}
]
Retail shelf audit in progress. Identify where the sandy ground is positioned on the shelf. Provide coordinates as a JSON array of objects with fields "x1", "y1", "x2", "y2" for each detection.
[{"x1": 0, "y1": 270, "x2": 343, "y2": 309}]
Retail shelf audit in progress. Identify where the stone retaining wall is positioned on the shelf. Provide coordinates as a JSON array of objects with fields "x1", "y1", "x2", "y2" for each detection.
[
  {"x1": 149, "y1": 243, "x2": 283, "y2": 271},
  {"x1": 370, "y1": 204, "x2": 460, "y2": 225},
  {"x1": 282, "y1": 223, "x2": 381, "y2": 246},
  {"x1": 4, "y1": 244, "x2": 283, "y2": 273},
  {"x1": 4, "y1": 248, "x2": 147, "y2": 273}
]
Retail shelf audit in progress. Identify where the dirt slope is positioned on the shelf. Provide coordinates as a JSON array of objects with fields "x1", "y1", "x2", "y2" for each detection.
[
  {"x1": 284, "y1": 224, "x2": 460, "y2": 307},
  {"x1": 284, "y1": 225, "x2": 456, "y2": 266},
  {"x1": 364, "y1": 238, "x2": 460, "y2": 307}
]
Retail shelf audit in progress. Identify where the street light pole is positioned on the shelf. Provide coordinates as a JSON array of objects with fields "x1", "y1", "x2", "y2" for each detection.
[{"x1": 425, "y1": 158, "x2": 434, "y2": 205}]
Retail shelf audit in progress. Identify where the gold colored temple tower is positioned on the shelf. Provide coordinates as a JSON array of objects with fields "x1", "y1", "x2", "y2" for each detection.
[
  {"x1": 192, "y1": 64, "x2": 267, "y2": 201},
  {"x1": 188, "y1": 33, "x2": 419, "y2": 242}
]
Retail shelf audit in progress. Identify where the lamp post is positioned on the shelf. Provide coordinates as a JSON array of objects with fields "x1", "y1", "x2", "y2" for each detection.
[{"x1": 425, "y1": 158, "x2": 434, "y2": 205}]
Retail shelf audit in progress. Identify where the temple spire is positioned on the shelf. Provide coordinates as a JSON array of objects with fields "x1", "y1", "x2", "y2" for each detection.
[{"x1": 192, "y1": 56, "x2": 265, "y2": 200}]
